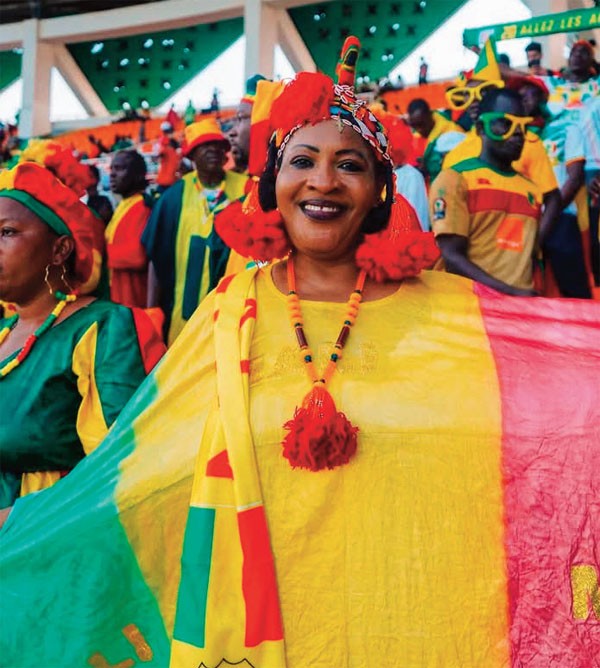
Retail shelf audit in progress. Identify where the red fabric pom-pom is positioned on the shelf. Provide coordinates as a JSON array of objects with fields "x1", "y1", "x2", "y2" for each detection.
[
  {"x1": 356, "y1": 228, "x2": 440, "y2": 283},
  {"x1": 214, "y1": 187, "x2": 290, "y2": 263},
  {"x1": 282, "y1": 385, "x2": 358, "y2": 472}
]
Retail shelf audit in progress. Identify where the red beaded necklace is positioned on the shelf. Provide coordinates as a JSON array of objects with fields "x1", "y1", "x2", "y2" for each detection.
[
  {"x1": 281, "y1": 257, "x2": 366, "y2": 471},
  {"x1": 0, "y1": 291, "x2": 76, "y2": 379}
]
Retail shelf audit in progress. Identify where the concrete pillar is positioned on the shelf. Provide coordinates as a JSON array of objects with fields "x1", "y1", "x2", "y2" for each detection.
[
  {"x1": 19, "y1": 19, "x2": 53, "y2": 138},
  {"x1": 277, "y1": 7, "x2": 316, "y2": 73},
  {"x1": 244, "y1": 0, "x2": 277, "y2": 79},
  {"x1": 53, "y1": 44, "x2": 109, "y2": 117}
]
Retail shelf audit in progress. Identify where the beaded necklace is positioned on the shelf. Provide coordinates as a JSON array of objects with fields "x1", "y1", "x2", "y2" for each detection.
[
  {"x1": 0, "y1": 291, "x2": 76, "y2": 379},
  {"x1": 193, "y1": 176, "x2": 226, "y2": 213},
  {"x1": 281, "y1": 257, "x2": 366, "y2": 471}
]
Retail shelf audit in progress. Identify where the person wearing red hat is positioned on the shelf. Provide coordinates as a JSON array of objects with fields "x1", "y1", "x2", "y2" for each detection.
[
  {"x1": 0, "y1": 162, "x2": 165, "y2": 511},
  {"x1": 141, "y1": 117, "x2": 248, "y2": 344}
]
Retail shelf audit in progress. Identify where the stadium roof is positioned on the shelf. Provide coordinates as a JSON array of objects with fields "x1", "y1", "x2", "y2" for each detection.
[
  {"x1": 0, "y1": 1, "x2": 469, "y2": 112},
  {"x1": 1, "y1": 0, "x2": 159, "y2": 23}
]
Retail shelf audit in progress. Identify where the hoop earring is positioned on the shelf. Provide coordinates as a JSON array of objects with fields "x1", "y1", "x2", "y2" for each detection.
[
  {"x1": 44, "y1": 265, "x2": 54, "y2": 295},
  {"x1": 60, "y1": 265, "x2": 74, "y2": 294}
]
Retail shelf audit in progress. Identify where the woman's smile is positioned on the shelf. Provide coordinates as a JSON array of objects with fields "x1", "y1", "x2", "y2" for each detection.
[{"x1": 300, "y1": 199, "x2": 347, "y2": 221}]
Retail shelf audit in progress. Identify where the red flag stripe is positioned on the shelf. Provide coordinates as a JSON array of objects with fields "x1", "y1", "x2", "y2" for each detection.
[
  {"x1": 476, "y1": 284, "x2": 600, "y2": 666},
  {"x1": 238, "y1": 506, "x2": 284, "y2": 647}
]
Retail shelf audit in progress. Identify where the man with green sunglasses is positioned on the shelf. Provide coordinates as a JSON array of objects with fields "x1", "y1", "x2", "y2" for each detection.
[
  {"x1": 443, "y1": 79, "x2": 561, "y2": 253},
  {"x1": 478, "y1": 112, "x2": 535, "y2": 142},
  {"x1": 429, "y1": 89, "x2": 543, "y2": 296}
]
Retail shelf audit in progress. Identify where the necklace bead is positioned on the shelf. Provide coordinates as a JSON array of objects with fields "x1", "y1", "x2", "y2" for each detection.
[
  {"x1": 0, "y1": 293, "x2": 77, "y2": 379},
  {"x1": 281, "y1": 258, "x2": 365, "y2": 471}
]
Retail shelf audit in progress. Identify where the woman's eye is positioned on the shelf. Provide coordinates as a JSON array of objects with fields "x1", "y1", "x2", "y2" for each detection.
[
  {"x1": 290, "y1": 156, "x2": 313, "y2": 169},
  {"x1": 339, "y1": 161, "x2": 363, "y2": 172},
  {"x1": 1, "y1": 227, "x2": 17, "y2": 236}
]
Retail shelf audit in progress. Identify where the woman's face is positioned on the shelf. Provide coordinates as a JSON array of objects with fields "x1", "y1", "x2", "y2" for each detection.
[
  {"x1": 0, "y1": 197, "x2": 60, "y2": 304},
  {"x1": 275, "y1": 119, "x2": 381, "y2": 262}
]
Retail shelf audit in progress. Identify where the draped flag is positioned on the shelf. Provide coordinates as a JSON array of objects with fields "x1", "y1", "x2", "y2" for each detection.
[{"x1": 0, "y1": 268, "x2": 598, "y2": 667}]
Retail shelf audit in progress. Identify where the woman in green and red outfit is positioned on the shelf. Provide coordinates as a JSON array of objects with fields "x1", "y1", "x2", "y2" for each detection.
[{"x1": 0, "y1": 162, "x2": 165, "y2": 510}]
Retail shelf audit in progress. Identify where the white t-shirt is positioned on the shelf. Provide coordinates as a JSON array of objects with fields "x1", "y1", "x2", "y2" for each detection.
[{"x1": 394, "y1": 164, "x2": 430, "y2": 231}]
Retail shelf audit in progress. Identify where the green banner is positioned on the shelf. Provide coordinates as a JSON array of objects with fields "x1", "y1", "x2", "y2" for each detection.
[{"x1": 463, "y1": 7, "x2": 600, "y2": 47}]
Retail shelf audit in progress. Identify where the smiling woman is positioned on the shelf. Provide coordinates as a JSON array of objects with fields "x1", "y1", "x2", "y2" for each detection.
[{"x1": 1, "y1": 36, "x2": 598, "y2": 668}]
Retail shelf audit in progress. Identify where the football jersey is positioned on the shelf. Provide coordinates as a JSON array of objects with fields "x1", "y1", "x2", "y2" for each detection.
[{"x1": 430, "y1": 158, "x2": 542, "y2": 290}]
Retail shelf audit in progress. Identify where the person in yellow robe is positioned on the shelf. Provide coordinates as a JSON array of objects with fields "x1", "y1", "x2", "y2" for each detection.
[{"x1": 142, "y1": 118, "x2": 248, "y2": 344}]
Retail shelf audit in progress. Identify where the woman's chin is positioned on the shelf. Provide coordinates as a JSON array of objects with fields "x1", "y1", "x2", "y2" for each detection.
[
  {"x1": 292, "y1": 231, "x2": 356, "y2": 259},
  {"x1": 296, "y1": 244, "x2": 356, "y2": 263}
]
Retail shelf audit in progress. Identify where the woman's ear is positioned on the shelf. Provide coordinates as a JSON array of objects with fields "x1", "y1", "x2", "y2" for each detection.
[{"x1": 52, "y1": 235, "x2": 75, "y2": 267}]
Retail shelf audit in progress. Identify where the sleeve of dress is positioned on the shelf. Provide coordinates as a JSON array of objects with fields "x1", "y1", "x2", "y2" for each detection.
[
  {"x1": 429, "y1": 169, "x2": 469, "y2": 238},
  {"x1": 1, "y1": 291, "x2": 222, "y2": 638},
  {"x1": 71, "y1": 304, "x2": 166, "y2": 454}
]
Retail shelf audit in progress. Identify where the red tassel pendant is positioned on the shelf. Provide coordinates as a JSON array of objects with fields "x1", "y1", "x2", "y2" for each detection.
[
  {"x1": 282, "y1": 258, "x2": 365, "y2": 472},
  {"x1": 282, "y1": 384, "x2": 358, "y2": 472}
]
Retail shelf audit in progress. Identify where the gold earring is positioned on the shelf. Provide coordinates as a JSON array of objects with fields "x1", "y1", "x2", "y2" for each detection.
[
  {"x1": 44, "y1": 265, "x2": 54, "y2": 295},
  {"x1": 60, "y1": 264, "x2": 74, "y2": 294}
]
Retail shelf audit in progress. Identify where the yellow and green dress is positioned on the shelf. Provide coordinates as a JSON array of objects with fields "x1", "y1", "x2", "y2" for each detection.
[{"x1": 0, "y1": 300, "x2": 164, "y2": 508}]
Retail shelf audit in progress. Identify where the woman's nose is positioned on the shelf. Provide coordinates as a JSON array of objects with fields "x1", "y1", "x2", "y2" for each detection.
[{"x1": 307, "y1": 163, "x2": 338, "y2": 191}]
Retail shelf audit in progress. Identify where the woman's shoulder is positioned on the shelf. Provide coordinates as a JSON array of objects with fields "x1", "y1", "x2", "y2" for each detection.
[
  {"x1": 58, "y1": 299, "x2": 140, "y2": 336},
  {"x1": 70, "y1": 297, "x2": 131, "y2": 318},
  {"x1": 59, "y1": 300, "x2": 164, "y2": 374},
  {"x1": 411, "y1": 270, "x2": 474, "y2": 293},
  {"x1": 363, "y1": 271, "x2": 475, "y2": 305}
]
